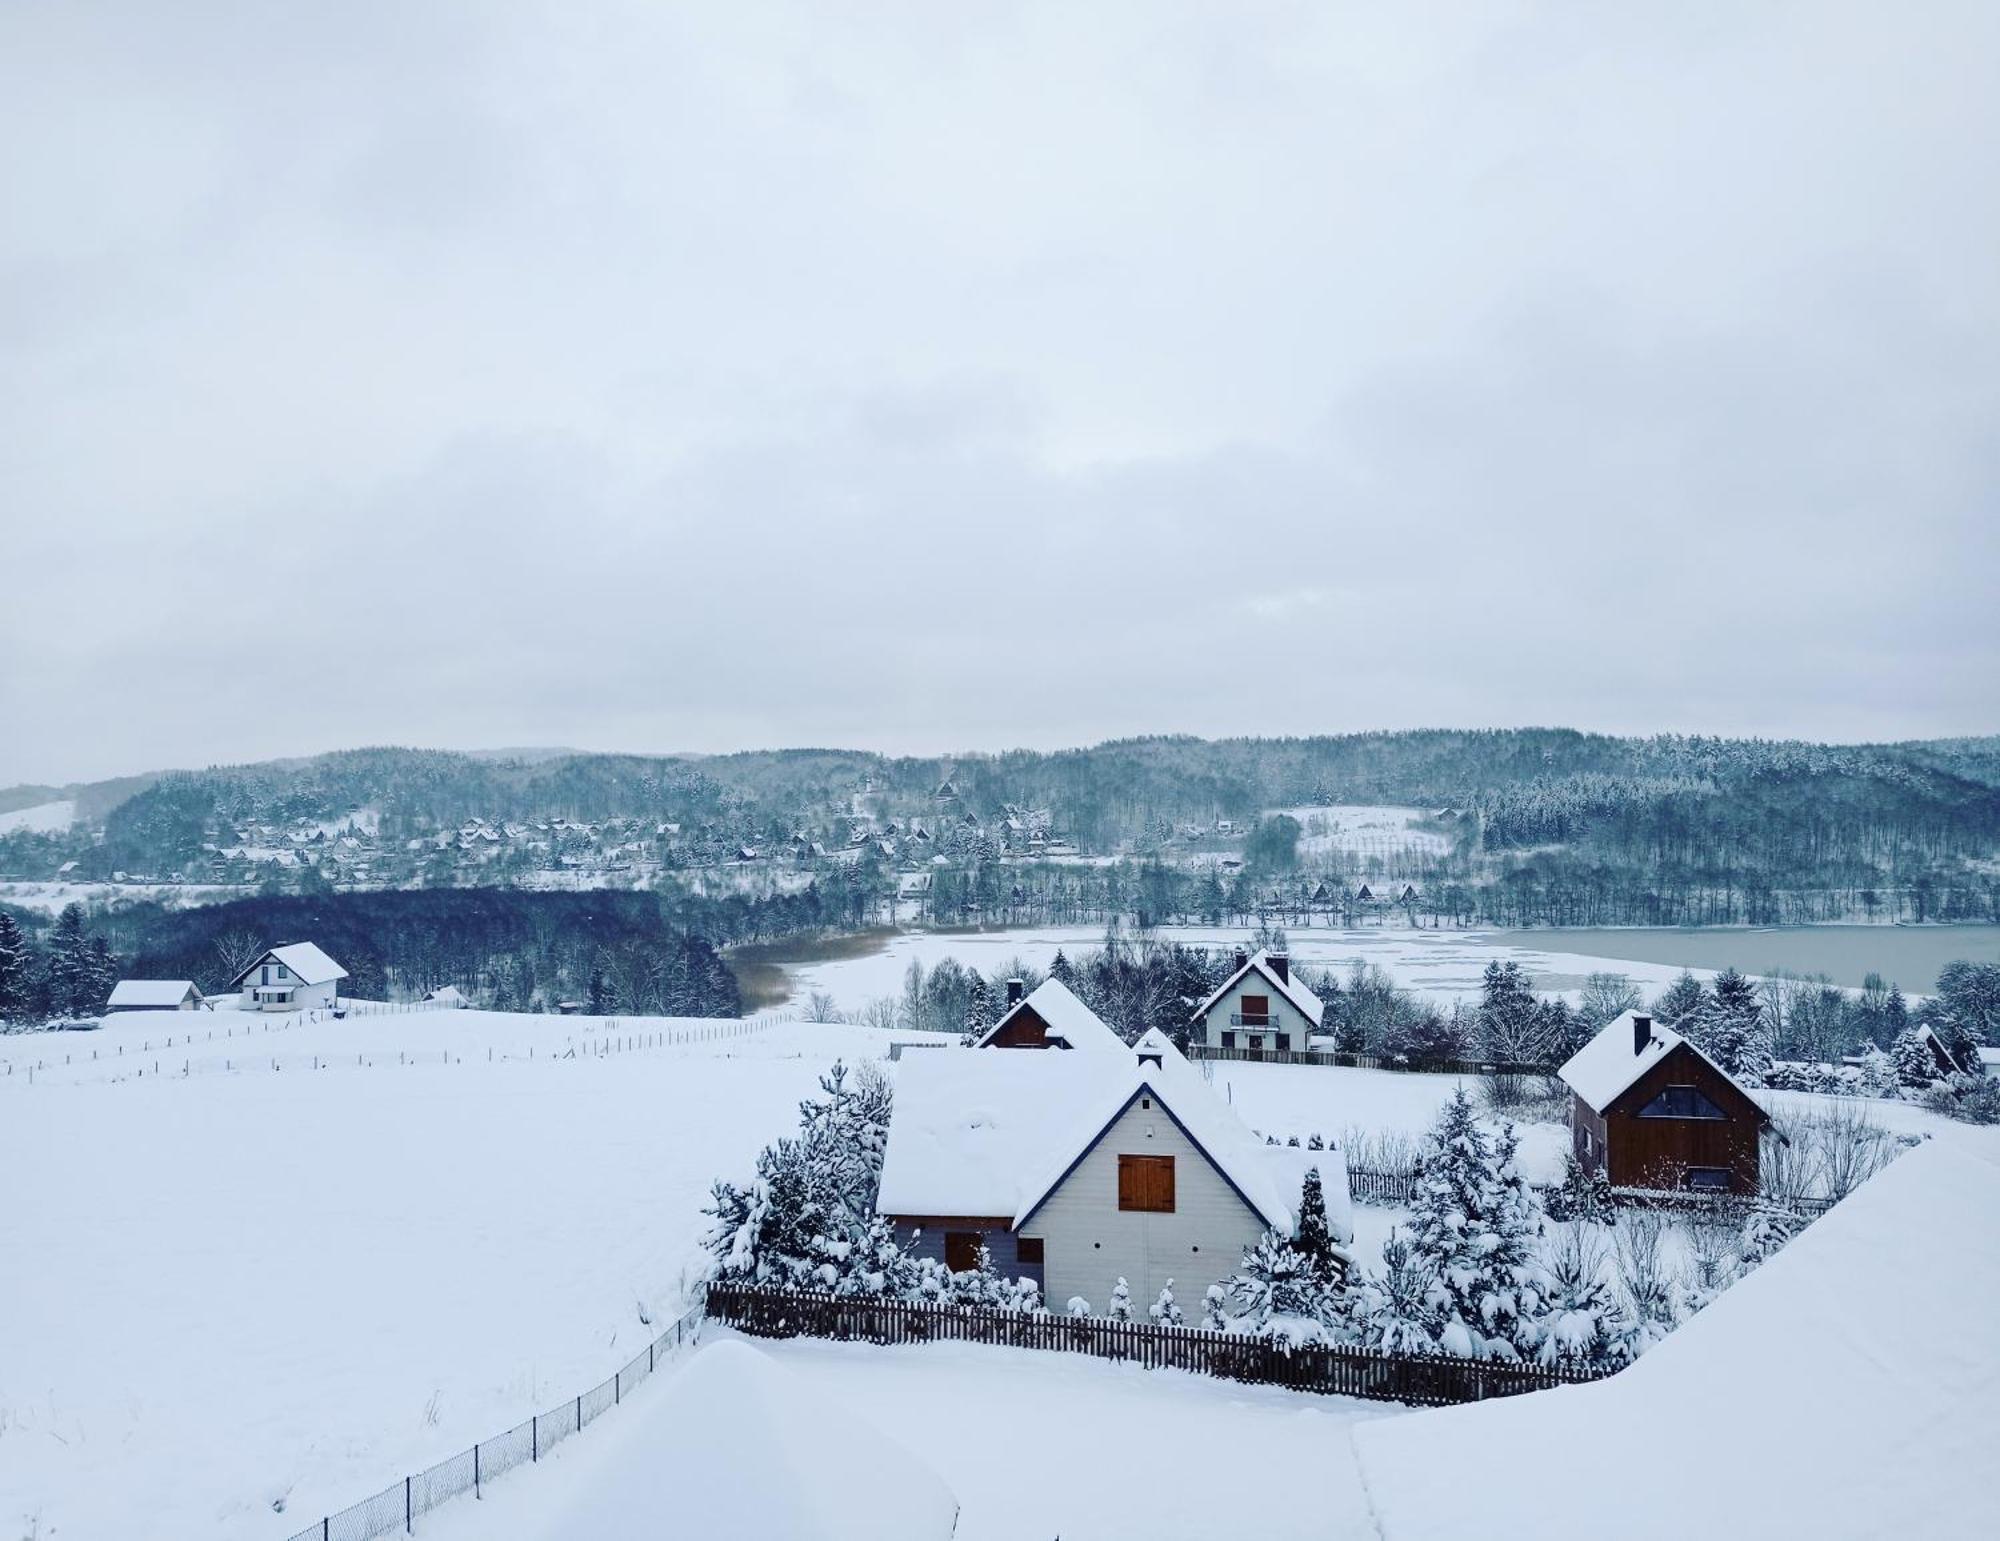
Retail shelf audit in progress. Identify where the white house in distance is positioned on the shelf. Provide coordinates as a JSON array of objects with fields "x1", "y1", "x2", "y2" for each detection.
[
  {"x1": 1190, "y1": 949, "x2": 1324, "y2": 1052},
  {"x1": 877, "y1": 1021, "x2": 1351, "y2": 1310},
  {"x1": 226, "y1": 942, "x2": 348, "y2": 1012},
  {"x1": 105, "y1": 979, "x2": 206, "y2": 1013}
]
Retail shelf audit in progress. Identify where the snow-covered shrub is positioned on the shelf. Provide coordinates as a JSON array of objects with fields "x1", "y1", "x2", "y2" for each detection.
[
  {"x1": 1891, "y1": 1026, "x2": 1944, "y2": 1088},
  {"x1": 1737, "y1": 1200, "x2": 1804, "y2": 1275},
  {"x1": 1149, "y1": 1279, "x2": 1184, "y2": 1327},
  {"x1": 1922, "y1": 1073, "x2": 2000, "y2": 1125},
  {"x1": 1066, "y1": 1295, "x2": 1093, "y2": 1318},
  {"x1": 1107, "y1": 1278, "x2": 1133, "y2": 1322},
  {"x1": 1611, "y1": 1206, "x2": 1678, "y2": 1357},
  {"x1": 1199, "y1": 1283, "x2": 1227, "y2": 1331},
  {"x1": 1347, "y1": 1229, "x2": 1441, "y2": 1355},
  {"x1": 1544, "y1": 1152, "x2": 1615, "y2": 1225},
  {"x1": 1528, "y1": 1224, "x2": 1632, "y2": 1372}
]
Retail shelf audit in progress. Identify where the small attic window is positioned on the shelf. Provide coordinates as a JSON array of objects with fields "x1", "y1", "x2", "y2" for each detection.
[{"x1": 1141, "y1": 1096, "x2": 1152, "y2": 1109}]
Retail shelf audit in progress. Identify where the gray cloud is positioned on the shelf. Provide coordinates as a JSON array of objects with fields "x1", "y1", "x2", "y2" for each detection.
[{"x1": 3, "y1": 1, "x2": 1996, "y2": 783}]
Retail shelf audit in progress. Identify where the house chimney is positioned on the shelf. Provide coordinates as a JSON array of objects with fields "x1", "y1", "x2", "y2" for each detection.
[
  {"x1": 1233, "y1": 949, "x2": 1248, "y2": 973},
  {"x1": 1633, "y1": 1014, "x2": 1653, "y2": 1056},
  {"x1": 1269, "y1": 953, "x2": 1289, "y2": 985},
  {"x1": 1007, "y1": 978, "x2": 1024, "y2": 1007}
]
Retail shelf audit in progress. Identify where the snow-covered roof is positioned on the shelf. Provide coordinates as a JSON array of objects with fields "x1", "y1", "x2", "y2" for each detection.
[
  {"x1": 512, "y1": 1339, "x2": 957, "y2": 1541},
  {"x1": 106, "y1": 979, "x2": 199, "y2": 1007},
  {"x1": 1191, "y1": 949, "x2": 1325, "y2": 1028},
  {"x1": 879, "y1": 1038, "x2": 1343, "y2": 1241},
  {"x1": 1012, "y1": 1053, "x2": 1308, "y2": 1235},
  {"x1": 228, "y1": 942, "x2": 348, "y2": 989},
  {"x1": 878, "y1": 1051, "x2": 1115, "y2": 1218},
  {"x1": 1354, "y1": 1136, "x2": 2000, "y2": 1540},
  {"x1": 1557, "y1": 1009, "x2": 1754, "y2": 1116},
  {"x1": 975, "y1": 978, "x2": 1126, "y2": 1053},
  {"x1": 423, "y1": 985, "x2": 469, "y2": 1005}
]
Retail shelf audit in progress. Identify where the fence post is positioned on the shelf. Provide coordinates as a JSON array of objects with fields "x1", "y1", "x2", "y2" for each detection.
[
  {"x1": 405, "y1": 1474, "x2": 412, "y2": 1534},
  {"x1": 533, "y1": 1413, "x2": 538, "y2": 1461},
  {"x1": 475, "y1": 1440, "x2": 481, "y2": 1498}
]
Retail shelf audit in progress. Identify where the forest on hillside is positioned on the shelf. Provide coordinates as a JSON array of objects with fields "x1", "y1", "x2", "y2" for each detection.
[{"x1": 2, "y1": 731, "x2": 1996, "y2": 932}]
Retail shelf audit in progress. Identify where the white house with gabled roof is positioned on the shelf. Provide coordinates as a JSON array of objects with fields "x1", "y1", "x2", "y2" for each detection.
[
  {"x1": 226, "y1": 942, "x2": 349, "y2": 1012},
  {"x1": 1190, "y1": 948, "x2": 1324, "y2": 1052},
  {"x1": 878, "y1": 1018, "x2": 1351, "y2": 1310}
]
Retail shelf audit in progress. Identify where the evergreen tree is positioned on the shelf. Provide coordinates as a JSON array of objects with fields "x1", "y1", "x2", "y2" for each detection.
[
  {"x1": 586, "y1": 966, "x2": 612, "y2": 1015},
  {"x1": 1347, "y1": 1229, "x2": 1441, "y2": 1354},
  {"x1": 1652, "y1": 970, "x2": 1707, "y2": 1026},
  {"x1": 0, "y1": 912, "x2": 29, "y2": 1023},
  {"x1": 1737, "y1": 1200, "x2": 1804, "y2": 1274},
  {"x1": 47, "y1": 903, "x2": 92, "y2": 1016},
  {"x1": 1048, "y1": 950, "x2": 1076, "y2": 988},
  {"x1": 84, "y1": 935, "x2": 118, "y2": 1012},
  {"x1": 1527, "y1": 1225, "x2": 1632, "y2": 1371},
  {"x1": 1293, "y1": 1166, "x2": 1348, "y2": 1287},
  {"x1": 1149, "y1": 1279, "x2": 1184, "y2": 1327},
  {"x1": 1404, "y1": 1088, "x2": 1547, "y2": 1359},
  {"x1": 963, "y1": 974, "x2": 992, "y2": 1044},
  {"x1": 1545, "y1": 1151, "x2": 1615, "y2": 1225},
  {"x1": 1107, "y1": 1277, "x2": 1133, "y2": 1321},
  {"x1": 1890, "y1": 1025, "x2": 1943, "y2": 1088}
]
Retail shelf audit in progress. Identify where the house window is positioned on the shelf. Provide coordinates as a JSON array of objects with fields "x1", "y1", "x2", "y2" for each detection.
[
  {"x1": 1249, "y1": 1035, "x2": 1263, "y2": 1051},
  {"x1": 1118, "y1": 1154, "x2": 1175, "y2": 1213},
  {"x1": 261, "y1": 965, "x2": 270, "y2": 985},
  {"x1": 944, "y1": 1231, "x2": 982, "y2": 1273},
  {"x1": 1686, "y1": 1167, "x2": 1732, "y2": 1192},
  {"x1": 1240, "y1": 994, "x2": 1270, "y2": 1026},
  {"x1": 1015, "y1": 1236, "x2": 1044, "y2": 1265},
  {"x1": 1221, "y1": 1031, "x2": 1236, "y2": 1049},
  {"x1": 1637, "y1": 1085, "x2": 1728, "y2": 1120},
  {"x1": 275, "y1": 966, "x2": 289, "y2": 979}
]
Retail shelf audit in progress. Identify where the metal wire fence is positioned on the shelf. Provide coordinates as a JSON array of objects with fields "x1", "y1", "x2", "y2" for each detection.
[{"x1": 283, "y1": 1292, "x2": 706, "y2": 1541}]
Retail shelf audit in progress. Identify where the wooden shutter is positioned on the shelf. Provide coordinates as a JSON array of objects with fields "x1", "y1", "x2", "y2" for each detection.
[{"x1": 1118, "y1": 1154, "x2": 1176, "y2": 1213}]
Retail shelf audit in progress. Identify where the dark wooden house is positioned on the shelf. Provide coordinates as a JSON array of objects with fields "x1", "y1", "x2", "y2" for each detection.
[
  {"x1": 1559, "y1": 1011, "x2": 1770, "y2": 1194},
  {"x1": 975, "y1": 978, "x2": 1125, "y2": 1053}
]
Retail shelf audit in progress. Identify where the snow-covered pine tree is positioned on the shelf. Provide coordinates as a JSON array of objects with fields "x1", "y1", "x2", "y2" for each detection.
[
  {"x1": 1348, "y1": 1229, "x2": 1441, "y2": 1355},
  {"x1": 1294, "y1": 1166, "x2": 1350, "y2": 1288},
  {"x1": 1891, "y1": 1025, "x2": 1942, "y2": 1088},
  {"x1": 1737, "y1": 1199, "x2": 1804, "y2": 1274},
  {"x1": 1545, "y1": 1152, "x2": 1616, "y2": 1225},
  {"x1": 1149, "y1": 1279, "x2": 1184, "y2": 1327},
  {"x1": 1200, "y1": 1283, "x2": 1228, "y2": 1331},
  {"x1": 962, "y1": 975, "x2": 991, "y2": 1045},
  {"x1": 0, "y1": 912, "x2": 29, "y2": 1023},
  {"x1": 47, "y1": 903, "x2": 91, "y2": 1016},
  {"x1": 1049, "y1": 950, "x2": 1076, "y2": 988},
  {"x1": 1107, "y1": 1277, "x2": 1133, "y2": 1321},
  {"x1": 1403, "y1": 1088, "x2": 1544, "y2": 1359},
  {"x1": 1652, "y1": 970, "x2": 1707, "y2": 1027},
  {"x1": 83, "y1": 935, "x2": 117, "y2": 1012},
  {"x1": 1529, "y1": 1224, "x2": 1631, "y2": 1372}
]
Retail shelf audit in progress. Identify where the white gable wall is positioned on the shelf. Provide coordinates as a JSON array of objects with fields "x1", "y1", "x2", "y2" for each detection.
[
  {"x1": 1024, "y1": 1095, "x2": 1270, "y2": 1312},
  {"x1": 240, "y1": 954, "x2": 339, "y2": 1012},
  {"x1": 1196, "y1": 974, "x2": 1305, "y2": 1051}
]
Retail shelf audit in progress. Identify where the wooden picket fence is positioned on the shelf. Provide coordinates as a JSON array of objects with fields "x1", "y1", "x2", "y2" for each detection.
[
  {"x1": 705, "y1": 1284, "x2": 1607, "y2": 1407},
  {"x1": 1187, "y1": 1044, "x2": 1558, "y2": 1076}
]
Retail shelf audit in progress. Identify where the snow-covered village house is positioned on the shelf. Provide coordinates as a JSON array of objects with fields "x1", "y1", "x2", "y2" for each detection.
[
  {"x1": 876, "y1": 1024, "x2": 1350, "y2": 1311},
  {"x1": 973, "y1": 977, "x2": 1126, "y2": 1052},
  {"x1": 226, "y1": 942, "x2": 349, "y2": 1012},
  {"x1": 105, "y1": 979, "x2": 206, "y2": 1013},
  {"x1": 1559, "y1": 1010, "x2": 1769, "y2": 1195},
  {"x1": 1189, "y1": 949, "x2": 1324, "y2": 1053}
]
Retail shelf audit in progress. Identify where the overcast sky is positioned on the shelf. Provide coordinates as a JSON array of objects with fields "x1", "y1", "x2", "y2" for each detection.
[{"x1": 3, "y1": 2, "x2": 1996, "y2": 786}]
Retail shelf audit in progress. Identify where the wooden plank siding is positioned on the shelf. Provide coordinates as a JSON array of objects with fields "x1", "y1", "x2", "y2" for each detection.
[
  {"x1": 1589, "y1": 1041, "x2": 1766, "y2": 1194},
  {"x1": 985, "y1": 1004, "x2": 1056, "y2": 1048},
  {"x1": 882, "y1": 1215, "x2": 1047, "y2": 1292}
]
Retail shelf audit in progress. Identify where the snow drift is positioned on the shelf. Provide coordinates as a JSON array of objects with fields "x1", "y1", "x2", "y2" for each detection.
[{"x1": 1355, "y1": 1132, "x2": 2000, "y2": 1541}]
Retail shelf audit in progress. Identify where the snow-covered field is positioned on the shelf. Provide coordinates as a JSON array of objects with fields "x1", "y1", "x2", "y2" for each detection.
[
  {"x1": 1, "y1": 993, "x2": 1970, "y2": 1541},
  {"x1": 0, "y1": 799, "x2": 75, "y2": 835},
  {"x1": 0, "y1": 1009, "x2": 941, "y2": 1540},
  {"x1": 0, "y1": 879, "x2": 261, "y2": 915},
  {"x1": 765, "y1": 922, "x2": 1717, "y2": 1020},
  {"x1": 1270, "y1": 803, "x2": 1453, "y2": 860}
]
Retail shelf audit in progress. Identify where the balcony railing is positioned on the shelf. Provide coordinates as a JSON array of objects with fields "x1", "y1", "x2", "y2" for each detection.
[{"x1": 1228, "y1": 1012, "x2": 1275, "y2": 1027}]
